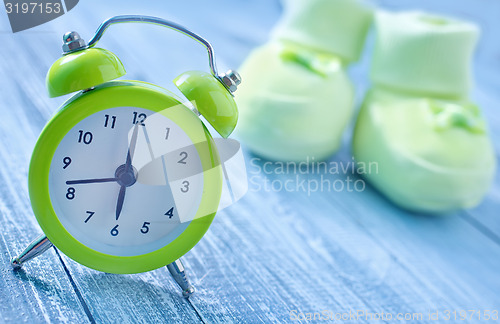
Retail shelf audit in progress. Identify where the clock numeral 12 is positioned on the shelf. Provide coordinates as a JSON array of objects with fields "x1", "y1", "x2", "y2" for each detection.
[
  {"x1": 104, "y1": 115, "x2": 116, "y2": 128},
  {"x1": 132, "y1": 112, "x2": 147, "y2": 125}
]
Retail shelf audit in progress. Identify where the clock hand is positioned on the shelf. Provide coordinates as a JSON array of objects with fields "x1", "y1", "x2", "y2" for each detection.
[
  {"x1": 66, "y1": 178, "x2": 118, "y2": 185},
  {"x1": 115, "y1": 185, "x2": 126, "y2": 221},
  {"x1": 115, "y1": 123, "x2": 140, "y2": 221},
  {"x1": 125, "y1": 123, "x2": 140, "y2": 171}
]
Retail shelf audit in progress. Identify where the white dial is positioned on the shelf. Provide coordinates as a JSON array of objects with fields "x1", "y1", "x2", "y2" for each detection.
[{"x1": 48, "y1": 107, "x2": 204, "y2": 257}]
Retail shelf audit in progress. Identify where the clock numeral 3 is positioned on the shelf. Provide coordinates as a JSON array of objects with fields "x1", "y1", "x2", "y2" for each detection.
[
  {"x1": 165, "y1": 207, "x2": 174, "y2": 219},
  {"x1": 104, "y1": 115, "x2": 117, "y2": 128},
  {"x1": 110, "y1": 225, "x2": 119, "y2": 236},
  {"x1": 78, "y1": 130, "x2": 93, "y2": 145},
  {"x1": 181, "y1": 181, "x2": 190, "y2": 193},
  {"x1": 178, "y1": 152, "x2": 188, "y2": 164},
  {"x1": 132, "y1": 112, "x2": 147, "y2": 125},
  {"x1": 63, "y1": 157, "x2": 72, "y2": 169},
  {"x1": 66, "y1": 187, "x2": 75, "y2": 200},
  {"x1": 141, "y1": 222, "x2": 151, "y2": 234}
]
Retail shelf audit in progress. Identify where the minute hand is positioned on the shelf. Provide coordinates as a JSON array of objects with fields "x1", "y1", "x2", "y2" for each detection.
[
  {"x1": 125, "y1": 123, "x2": 140, "y2": 171},
  {"x1": 66, "y1": 178, "x2": 118, "y2": 185}
]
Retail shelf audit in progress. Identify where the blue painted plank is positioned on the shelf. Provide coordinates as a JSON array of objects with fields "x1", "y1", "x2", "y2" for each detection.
[
  {"x1": 0, "y1": 38, "x2": 91, "y2": 322},
  {"x1": 57, "y1": 256, "x2": 203, "y2": 323},
  {"x1": 0, "y1": 0, "x2": 499, "y2": 323},
  {"x1": 181, "y1": 152, "x2": 499, "y2": 322}
]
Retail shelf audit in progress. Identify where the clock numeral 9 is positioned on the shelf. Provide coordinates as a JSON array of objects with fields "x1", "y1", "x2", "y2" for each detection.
[
  {"x1": 132, "y1": 112, "x2": 147, "y2": 125},
  {"x1": 78, "y1": 130, "x2": 93, "y2": 144},
  {"x1": 66, "y1": 187, "x2": 75, "y2": 200},
  {"x1": 63, "y1": 157, "x2": 72, "y2": 169},
  {"x1": 141, "y1": 222, "x2": 150, "y2": 234},
  {"x1": 110, "y1": 225, "x2": 119, "y2": 236}
]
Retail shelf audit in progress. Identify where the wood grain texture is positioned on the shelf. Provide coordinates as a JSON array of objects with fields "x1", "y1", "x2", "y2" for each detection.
[
  {"x1": 0, "y1": 0, "x2": 499, "y2": 323},
  {"x1": 56, "y1": 257, "x2": 203, "y2": 324},
  {"x1": 0, "y1": 32, "x2": 91, "y2": 323}
]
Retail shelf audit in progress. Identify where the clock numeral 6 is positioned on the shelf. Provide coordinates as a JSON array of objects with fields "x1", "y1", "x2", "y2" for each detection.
[
  {"x1": 66, "y1": 187, "x2": 75, "y2": 200},
  {"x1": 141, "y1": 222, "x2": 150, "y2": 234},
  {"x1": 63, "y1": 157, "x2": 72, "y2": 169},
  {"x1": 110, "y1": 225, "x2": 119, "y2": 236},
  {"x1": 78, "y1": 130, "x2": 93, "y2": 145}
]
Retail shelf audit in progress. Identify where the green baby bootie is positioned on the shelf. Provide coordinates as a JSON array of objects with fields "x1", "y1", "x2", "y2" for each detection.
[
  {"x1": 235, "y1": 0, "x2": 373, "y2": 162},
  {"x1": 352, "y1": 11, "x2": 496, "y2": 213}
]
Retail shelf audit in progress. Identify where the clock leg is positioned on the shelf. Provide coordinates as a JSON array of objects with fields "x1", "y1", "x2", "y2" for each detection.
[
  {"x1": 11, "y1": 234, "x2": 53, "y2": 269},
  {"x1": 166, "y1": 259, "x2": 195, "y2": 298}
]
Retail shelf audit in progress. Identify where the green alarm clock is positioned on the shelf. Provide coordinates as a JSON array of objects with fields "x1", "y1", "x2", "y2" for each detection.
[{"x1": 11, "y1": 15, "x2": 241, "y2": 298}]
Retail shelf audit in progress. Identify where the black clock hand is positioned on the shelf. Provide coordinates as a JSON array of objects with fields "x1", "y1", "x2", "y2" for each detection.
[
  {"x1": 115, "y1": 185, "x2": 126, "y2": 221},
  {"x1": 66, "y1": 178, "x2": 118, "y2": 185},
  {"x1": 125, "y1": 123, "x2": 140, "y2": 172},
  {"x1": 115, "y1": 123, "x2": 140, "y2": 221}
]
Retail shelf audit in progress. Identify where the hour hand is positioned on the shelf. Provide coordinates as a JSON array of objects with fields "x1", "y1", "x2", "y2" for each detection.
[
  {"x1": 115, "y1": 185, "x2": 126, "y2": 220},
  {"x1": 66, "y1": 178, "x2": 118, "y2": 185}
]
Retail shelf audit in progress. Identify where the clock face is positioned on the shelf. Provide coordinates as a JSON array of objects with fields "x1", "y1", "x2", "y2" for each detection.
[{"x1": 48, "y1": 106, "x2": 204, "y2": 257}]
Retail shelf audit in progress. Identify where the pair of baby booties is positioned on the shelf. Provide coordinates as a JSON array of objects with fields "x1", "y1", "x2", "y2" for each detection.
[{"x1": 234, "y1": 0, "x2": 496, "y2": 213}]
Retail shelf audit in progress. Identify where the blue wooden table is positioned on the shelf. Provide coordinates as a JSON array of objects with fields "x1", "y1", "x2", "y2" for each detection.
[{"x1": 0, "y1": 0, "x2": 499, "y2": 323}]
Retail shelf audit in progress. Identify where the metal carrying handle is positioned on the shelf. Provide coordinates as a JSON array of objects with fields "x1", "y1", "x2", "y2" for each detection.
[
  {"x1": 86, "y1": 15, "x2": 220, "y2": 79},
  {"x1": 62, "y1": 15, "x2": 241, "y2": 93}
]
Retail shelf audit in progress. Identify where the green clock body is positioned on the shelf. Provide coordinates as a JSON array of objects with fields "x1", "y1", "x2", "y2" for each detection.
[{"x1": 29, "y1": 80, "x2": 223, "y2": 274}]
